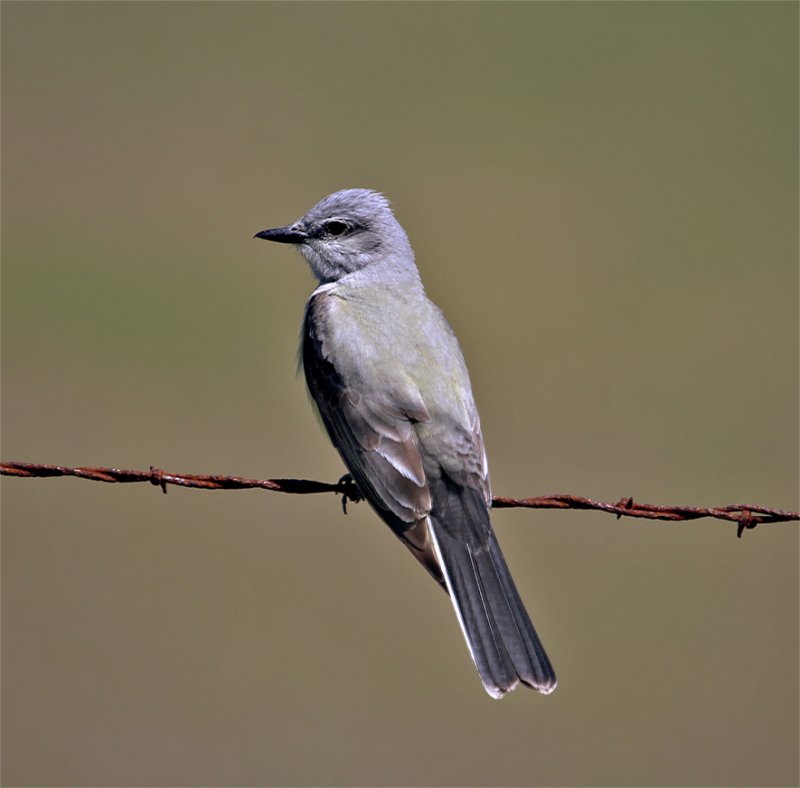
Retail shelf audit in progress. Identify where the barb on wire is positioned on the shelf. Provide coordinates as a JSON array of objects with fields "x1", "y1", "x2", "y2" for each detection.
[{"x1": 2, "y1": 461, "x2": 797, "y2": 538}]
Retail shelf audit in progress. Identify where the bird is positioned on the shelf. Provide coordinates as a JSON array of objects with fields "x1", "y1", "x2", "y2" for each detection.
[{"x1": 255, "y1": 189, "x2": 556, "y2": 698}]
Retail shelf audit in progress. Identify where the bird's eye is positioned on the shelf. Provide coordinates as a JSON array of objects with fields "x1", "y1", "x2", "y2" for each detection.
[{"x1": 323, "y1": 220, "x2": 349, "y2": 237}]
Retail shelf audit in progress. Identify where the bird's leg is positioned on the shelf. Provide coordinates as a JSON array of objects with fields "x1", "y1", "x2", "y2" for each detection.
[{"x1": 336, "y1": 473, "x2": 364, "y2": 515}]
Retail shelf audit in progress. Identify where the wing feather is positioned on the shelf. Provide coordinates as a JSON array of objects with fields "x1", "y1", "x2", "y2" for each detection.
[{"x1": 302, "y1": 292, "x2": 432, "y2": 530}]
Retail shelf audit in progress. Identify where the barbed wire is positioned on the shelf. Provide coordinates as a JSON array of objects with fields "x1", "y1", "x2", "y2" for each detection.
[{"x1": 2, "y1": 460, "x2": 797, "y2": 538}]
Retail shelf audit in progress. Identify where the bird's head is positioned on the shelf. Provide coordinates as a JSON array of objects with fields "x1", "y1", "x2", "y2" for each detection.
[{"x1": 255, "y1": 189, "x2": 416, "y2": 284}]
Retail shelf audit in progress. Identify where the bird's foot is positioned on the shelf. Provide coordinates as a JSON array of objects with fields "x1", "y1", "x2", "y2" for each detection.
[{"x1": 336, "y1": 473, "x2": 363, "y2": 515}]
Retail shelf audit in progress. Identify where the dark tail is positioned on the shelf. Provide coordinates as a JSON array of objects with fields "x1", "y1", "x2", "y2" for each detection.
[{"x1": 427, "y1": 495, "x2": 556, "y2": 698}]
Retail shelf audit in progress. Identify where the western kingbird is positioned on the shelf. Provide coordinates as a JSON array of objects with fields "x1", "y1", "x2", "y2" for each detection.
[{"x1": 255, "y1": 189, "x2": 556, "y2": 698}]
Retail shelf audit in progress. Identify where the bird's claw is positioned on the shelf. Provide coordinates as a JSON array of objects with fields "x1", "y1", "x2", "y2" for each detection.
[{"x1": 337, "y1": 473, "x2": 363, "y2": 515}]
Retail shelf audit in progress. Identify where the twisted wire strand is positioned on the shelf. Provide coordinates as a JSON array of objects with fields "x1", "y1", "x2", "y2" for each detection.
[{"x1": 3, "y1": 461, "x2": 796, "y2": 538}]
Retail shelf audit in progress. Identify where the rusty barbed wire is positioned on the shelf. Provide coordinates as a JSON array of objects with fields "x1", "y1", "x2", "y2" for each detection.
[{"x1": 2, "y1": 461, "x2": 797, "y2": 538}]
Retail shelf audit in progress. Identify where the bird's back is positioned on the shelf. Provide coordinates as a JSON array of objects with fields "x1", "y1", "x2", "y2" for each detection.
[{"x1": 303, "y1": 279, "x2": 556, "y2": 697}]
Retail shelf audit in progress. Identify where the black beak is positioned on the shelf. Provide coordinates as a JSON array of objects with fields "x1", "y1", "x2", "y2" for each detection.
[{"x1": 253, "y1": 225, "x2": 307, "y2": 244}]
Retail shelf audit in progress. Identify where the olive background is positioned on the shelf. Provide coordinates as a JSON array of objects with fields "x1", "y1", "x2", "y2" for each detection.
[{"x1": 2, "y1": 3, "x2": 797, "y2": 786}]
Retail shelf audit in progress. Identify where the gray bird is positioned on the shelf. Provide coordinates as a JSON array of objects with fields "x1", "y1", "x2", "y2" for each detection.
[{"x1": 255, "y1": 189, "x2": 556, "y2": 698}]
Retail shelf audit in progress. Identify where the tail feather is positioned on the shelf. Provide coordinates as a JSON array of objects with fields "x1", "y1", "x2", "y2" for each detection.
[
  {"x1": 485, "y1": 530, "x2": 556, "y2": 690},
  {"x1": 445, "y1": 532, "x2": 518, "y2": 696},
  {"x1": 426, "y1": 512, "x2": 556, "y2": 698}
]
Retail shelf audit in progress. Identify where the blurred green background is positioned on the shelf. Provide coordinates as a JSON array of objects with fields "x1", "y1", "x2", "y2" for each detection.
[{"x1": 2, "y1": 2, "x2": 797, "y2": 786}]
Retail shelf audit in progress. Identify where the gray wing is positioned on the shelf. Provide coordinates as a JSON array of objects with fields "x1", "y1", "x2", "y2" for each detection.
[
  {"x1": 303, "y1": 290, "x2": 556, "y2": 697},
  {"x1": 302, "y1": 292, "x2": 444, "y2": 584}
]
